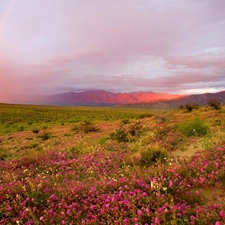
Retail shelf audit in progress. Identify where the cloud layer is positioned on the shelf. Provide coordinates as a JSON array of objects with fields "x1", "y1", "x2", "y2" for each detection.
[{"x1": 0, "y1": 0, "x2": 225, "y2": 100}]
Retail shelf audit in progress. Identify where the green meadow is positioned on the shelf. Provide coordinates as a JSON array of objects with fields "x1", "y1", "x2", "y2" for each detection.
[{"x1": 0, "y1": 103, "x2": 225, "y2": 224}]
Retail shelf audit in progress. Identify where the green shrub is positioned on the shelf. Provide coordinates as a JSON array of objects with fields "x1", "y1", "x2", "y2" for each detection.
[
  {"x1": 156, "y1": 115, "x2": 167, "y2": 123},
  {"x1": 38, "y1": 132, "x2": 51, "y2": 141},
  {"x1": 121, "y1": 119, "x2": 130, "y2": 124},
  {"x1": 201, "y1": 137, "x2": 215, "y2": 151},
  {"x1": 68, "y1": 146, "x2": 83, "y2": 155},
  {"x1": 98, "y1": 136, "x2": 108, "y2": 145},
  {"x1": 0, "y1": 147, "x2": 10, "y2": 160},
  {"x1": 17, "y1": 125, "x2": 24, "y2": 131},
  {"x1": 129, "y1": 122, "x2": 142, "y2": 137},
  {"x1": 82, "y1": 122, "x2": 99, "y2": 134},
  {"x1": 32, "y1": 128, "x2": 40, "y2": 134},
  {"x1": 72, "y1": 122, "x2": 99, "y2": 134},
  {"x1": 140, "y1": 147, "x2": 167, "y2": 167},
  {"x1": 177, "y1": 118, "x2": 208, "y2": 137},
  {"x1": 110, "y1": 128, "x2": 128, "y2": 142},
  {"x1": 184, "y1": 103, "x2": 199, "y2": 112},
  {"x1": 207, "y1": 98, "x2": 222, "y2": 110},
  {"x1": 218, "y1": 109, "x2": 225, "y2": 114},
  {"x1": 179, "y1": 105, "x2": 184, "y2": 109},
  {"x1": 156, "y1": 125, "x2": 175, "y2": 139},
  {"x1": 137, "y1": 113, "x2": 153, "y2": 119},
  {"x1": 19, "y1": 143, "x2": 39, "y2": 150},
  {"x1": 71, "y1": 124, "x2": 80, "y2": 133}
]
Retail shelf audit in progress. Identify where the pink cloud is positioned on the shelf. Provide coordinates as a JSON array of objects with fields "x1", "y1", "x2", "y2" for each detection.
[
  {"x1": 167, "y1": 53, "x2": 225, "y2": 69},
  {"x1": 67, "y1": 71, "x2": 224, "y2": 94},
  {"x1": 0, "y1": 0, "x2": 225, "y2": 98},
  {"x1": 48, "y1": 50, "x2": 105, "y2": 67}
]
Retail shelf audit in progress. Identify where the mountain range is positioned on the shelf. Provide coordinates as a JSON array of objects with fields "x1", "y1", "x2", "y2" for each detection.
[
  {"x1": 129, "y1": 90, "x2": 225, "y2": 109},
  {"x1": 1, "y1": 90, "x2": 225, "y2": 108}
]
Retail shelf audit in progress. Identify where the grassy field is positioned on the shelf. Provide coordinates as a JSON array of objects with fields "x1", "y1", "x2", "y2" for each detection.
[
  {"x1": 0, "y1": 103, "x2": 225, "y2": 224},
  {"x1": 0, "y1": 104, "x2": 153, "y2": 135}
]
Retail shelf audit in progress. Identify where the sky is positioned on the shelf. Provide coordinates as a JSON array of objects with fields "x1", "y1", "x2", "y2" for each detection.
[{"x1": 0, "y1": 0, "x2": 225, "y2": 99}]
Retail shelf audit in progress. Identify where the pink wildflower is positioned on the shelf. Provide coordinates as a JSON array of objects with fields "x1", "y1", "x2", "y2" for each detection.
[
  {"x1": 190, "y1": 215, "x2": 195, "y2": 221},
  {"x1": 219, "y1": 211, "x2": 225, "y2": 217},
  {"x1": 155, "y1": 217, "x2": 160, "y2": 224}
]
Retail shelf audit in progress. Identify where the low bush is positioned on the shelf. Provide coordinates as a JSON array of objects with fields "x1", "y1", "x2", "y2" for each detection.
[
  {"x1": 82, "y1": 122, "x2": 99, "y2": 134},
  {"x1": 179, "y1": 105, "x2": 184, "y2": 109},
  {"x1": 19, "y1": 143, "x2": 39, "y2": 150},
  {"x1": 71, "y1": 124, "x2": 80, "y2": 133},
  {"x1": 32, "y1": 128, "x2": 40, "y2": 134},
  {"x1": 17, "y1": 125, "x2": 24, "y2": 131},
  {"x1": 72, "y1": 122, "x2": 99, "y2": 134},
  {"x1": 207, "y1": 98, "x2": 223, "y2": 110},
  {"x1": 38, "y1": 132, "x2": 51, "y2": 141},
  {"x1": 184, "y1": 103, "x2": 199, "y2": 112},
  {"x1": 158, "y1": 130, "x2": 184, "y2": 151},
  {"x1": 140, "y1": 147, "x2": 167, "y2": 167},
  {"x1": 121, "y1": 119, "x2": 130, "y2": 124},
  {"x1": 129, "y1": 122, "x2": 142, "y2": 137},
  {"x1": 67, "y1": 146, "x2": 83, "y2": 155},
  {"x1": 0, "y1": 147, "x2": 10, "y2": 160},
  {"x1": 98, "y1": 136, "x2": 108, "y2": 145},
  {"x1": 156, "y1": 115, "x2": 167, "y2": 123},
  {"x1": 110, "y1": 128, "x2": 128, "y2": 142},
  {"x1": 156, "y1": 125, "x2": 175, "y2": 140},
  {"x1": 137, "y1": 113, "x2": 153, "y2": 119},
  {"x1": 177, "y1": 117, "x2": 208, "y2": 137}
]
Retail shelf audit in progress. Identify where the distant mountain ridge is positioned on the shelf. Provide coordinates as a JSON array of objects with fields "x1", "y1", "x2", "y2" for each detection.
[
  {"x1": 129, "y1": 90, "x2": 225, "y2": 109},
  {"x1": 1, "y1": 90, "x2": 225, "y2": 107},
  {"x1": 25, "y1": 90, "x2": 184, "y2": 105}
]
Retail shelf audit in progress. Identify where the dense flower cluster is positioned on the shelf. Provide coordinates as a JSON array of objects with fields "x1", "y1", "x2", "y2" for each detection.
[{"x1": 0, "y1": 145, "x2": 225, "y2": 224}]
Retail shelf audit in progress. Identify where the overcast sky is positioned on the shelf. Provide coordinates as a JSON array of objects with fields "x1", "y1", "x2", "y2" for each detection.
[{"x1": 0, "y1": 0, "x2": 225, "y2": 97}]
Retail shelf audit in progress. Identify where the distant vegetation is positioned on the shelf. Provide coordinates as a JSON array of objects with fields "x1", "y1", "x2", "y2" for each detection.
[
  {"x1": 0, "y1": 104, "x2": 152, "y2": 135},
  {"x1": 0, "y1": 103, "x2": 225, "y2": 224},
  {"x1": 207, "y1": 98, "x2": 223, "y2": 110}
]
